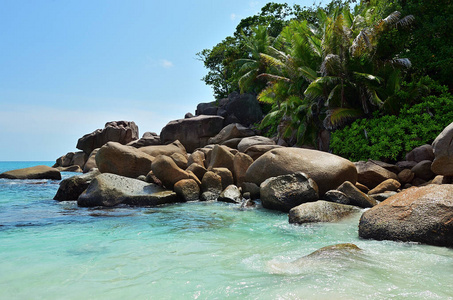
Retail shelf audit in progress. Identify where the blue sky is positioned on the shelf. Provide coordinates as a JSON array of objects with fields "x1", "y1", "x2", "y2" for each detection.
[{"x1": 0, "y1": 0, "x2": 319, "y2": 161}]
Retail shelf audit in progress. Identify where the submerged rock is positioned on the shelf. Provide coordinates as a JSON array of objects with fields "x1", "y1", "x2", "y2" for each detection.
[
  {"x1": 77, "y1": 173, "x2": 178, "y2": 207},
  {"x1": 359, "y1": 184, "x2": 453, "y2": 247},
  {"x1": 289, "y1": 200, "x2": 361, "y2": 224},
  {"x1": 0, "y1": 165, "x2": 61, "y2": 180}
]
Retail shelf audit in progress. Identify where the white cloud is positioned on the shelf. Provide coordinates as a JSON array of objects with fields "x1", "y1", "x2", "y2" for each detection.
[
  {"x1": 160, "y1": 59, "x2": 174, "y2": 68},
  {"x1": 230, "y1": 13, "x2": 237, "y2": 21},
  {"x1": 249, "y1": 1, "x2": 260, "y2": 9}
]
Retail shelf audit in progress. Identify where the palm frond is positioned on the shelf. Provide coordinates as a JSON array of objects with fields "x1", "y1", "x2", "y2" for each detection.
[
  {"x1": 259, "y1": 53, "x2": 285, "y2": 69},
  {"x1": 257, "y1": 73, "x2": 291, "y2": 83},
  {"x1": 383, "y1": 11, "x2": 401, "y2": 26},
  {"x1": 396, "y1": 15, "x2": 415, "y2": 29},
  {"x1": 298, "y1": 66, "x2": 318, "y2": 82},
  {"x1": 323, "y1": 107, "x2": 363, "y2": 130},
  {"x1": 321, "y1": 54, "x2": 342, "y2": 76}
]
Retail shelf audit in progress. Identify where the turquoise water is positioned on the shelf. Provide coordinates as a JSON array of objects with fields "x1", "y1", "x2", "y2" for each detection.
[{"x1": 1, "y1": 162, "x2": 452, "y2": 299}]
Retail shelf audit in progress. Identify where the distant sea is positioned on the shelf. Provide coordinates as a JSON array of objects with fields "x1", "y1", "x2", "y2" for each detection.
[{"x1": 1, "y1": 161, "x2": 452, "y2": 299}]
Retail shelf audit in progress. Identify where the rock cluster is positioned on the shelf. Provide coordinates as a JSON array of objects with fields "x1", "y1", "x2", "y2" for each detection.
[{"x1": 5, "y1": 94, "x2": 453, "y2": 249}]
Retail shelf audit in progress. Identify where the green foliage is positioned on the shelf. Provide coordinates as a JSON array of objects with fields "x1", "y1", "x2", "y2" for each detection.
[{"x1": 330, "y1": 88, "x2": 453, "y2": 161}]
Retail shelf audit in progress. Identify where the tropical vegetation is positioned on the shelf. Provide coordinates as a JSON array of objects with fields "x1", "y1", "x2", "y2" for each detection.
[{"x1": 198, "y1": 0, "x2": 453, "y2": 162}]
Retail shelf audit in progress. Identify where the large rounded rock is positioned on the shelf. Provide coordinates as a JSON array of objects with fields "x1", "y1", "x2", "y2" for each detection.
[
  {"x1": 207, "y1": 123, "x2": 255, "y2": 145},
  {"x1": 95, "y1": 142, "x2": 154, "y2": 178},
  {"x1": 186, "y1": 163, "x2": 207, "y2": 182},
  {"x1": 237, "y1": 136, "x2": 275, "y2": 153},
  {"x1": 432, "y1": 122, "x2": 453, "y2": 176},
  {"x1": 54, "y1": 169, "x2": 101, "y2": 201},
  {"x1": 77, "y1": 121, "x2": 139, "y2": 155},
  {"x1": 201, "y1": 171, "x2": 222, "y2": 201},
  {"x1": 160, "y1": 115, "x2": 224, "y2": 152},
  {"x1": 174, "y1": 179, "x2": 200, "y2": 202},
  {"x1": 289, "y1": 200, "x2": 361, "y2": 224},
  {"x1": 151, "y1": 155, "x2": 190, "y2": 189},
  {"x1": 207, "y1": 145, "x2": 235, "y2": 171},
  {"x1": 358, "y1": 184, "x2": 453, "y2": 247},
  {"x1": 411, "y1": 160, "x2": 435, "y2": 181},
  {"x1": 355, "y1": 160, "x2": 398, "y2": 189},
  {"x1": 260, "y1": 172, "x2": 319, "y2": 212},
  {"x1": 211, "y1": 167, "x2": 234, "y2": 190},
  {"x1": 77, "y1": 173, "x2": 178, "y2": 207},
  {"x1": 139, "y1": 140, "x2": 187, "y2": 157},
  {"x1": 245, "y1": 148, "x2": 357, "y2": 196},
  {"x1": 406, "y1": 144, "x2": 434, "y2": 163},
  {"x1": 187, "y1": 150, "x2": 206, "y2": 168},
  {"x1": 0, "y1": 165, "x2": 61, "y2": 180}
]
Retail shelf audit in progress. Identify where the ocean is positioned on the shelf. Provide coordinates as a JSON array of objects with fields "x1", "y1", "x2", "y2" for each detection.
[{"x1": 0, "y1": 161, "x2": 452, "y2": 299}]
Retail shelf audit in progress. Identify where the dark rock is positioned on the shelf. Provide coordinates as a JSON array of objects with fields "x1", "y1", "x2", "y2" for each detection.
[
  {"x1": 396, "y1": 160, "x2": 418, "y2": 170},
  {"x1": 371, "y1": 192, "x2": 397, "y2": 201},
  {"x1": 77, "y1": 121, "x2": 139, "y2": 155},
  {"x1": 0, "y1": 165, "x2": 61, "y2": 180},
  {"x1": 323, "y1": 190, "x2": 350, "y2": 205},
  {"x1": 406, "y1": 144, "x2": 434, "y2": 163},
  {"x1": 195, "y1": 101, "x2": 218, "y2": 116},
  {"x1": 185, "y1": 112, "x2": 194, "y2": 118},
  {"x1": 160, "y1": 115, "x2": 224, "y2": 152},
  {"x1": 289, "y1": 200, "x2": 361, "y2": 224},
  {"x1": 217, "y1": 92, "x2": 263, "y2": 126},
  {"x1": 221, "y1": 138, "x2": 243, "y2": 149},
  {"x1": 246, "y1": 148, "x2": 357, "y2": 196},
  {"x1": 241, "y1": 182, "x2": 260, "y2": 200},
  {"x1": 411, "y1": 160, "x2": 435, "y2": 181},
  {"x1": 54, "y1": 169, "x2": 101, "y2": 201},
  {"x1": 358, "y1": 184, "x2": 453, "y2": 247},
  {"x1": 260, "y1": 172, "x2": 319, "y2": 212},
  {"x1": 368, "y1": 160, "x2": 401, "y2": 174}
]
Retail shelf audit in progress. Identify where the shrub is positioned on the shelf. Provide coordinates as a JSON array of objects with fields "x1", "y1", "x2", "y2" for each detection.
[{"x1": 330, "y1": 91, "x2": 453, "y2": 162}]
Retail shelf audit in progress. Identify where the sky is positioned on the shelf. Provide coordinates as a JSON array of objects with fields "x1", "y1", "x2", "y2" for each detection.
[{"x1": 0, "y1": 0, "x2": 321, "y2": 161}]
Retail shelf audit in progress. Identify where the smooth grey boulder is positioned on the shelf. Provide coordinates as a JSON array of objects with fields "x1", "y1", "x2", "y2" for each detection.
[
  {"x1": 244, "y1": 144, "x2": 283, "y2": 160},
  {"x1": 359, "y1": 184, "x2": 453, "y2": 247},
  {"x1": 160, "y1": 115, "x2": 224, "y2": 152},
  {"x1": 0, "y1": 165, "x2": 61, "y2": 180},
  {"x1": 246, "y1": 148, "x2": 357, "y2": 196},
  {"x1": 411, "y1": 160, "x2": 435, "y2": 181},
  {"x1": 83, "y1": 148, "x2": 99, "y2": 173},
  {"x1": 77, "y1": 173, "x2": 178, "y2": 207},
  {"x1": 54, "y1": 169, "x2": 101, "y2": 201},
  {"x1": 77, "y1": 121, "x2": 139, "y2": 155},
  {"x1": 218, "y1": 185, "x2": 242, "y2": 204},
  {"x1": 260, "y1": 172, "x2": 319, "y2": 212},
  {"x1": 289, "y1": 200, "x2": 361, "y2": 224},
  {"x1": 432, "y1": 122, "x2": 453, "y2": 176}
]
